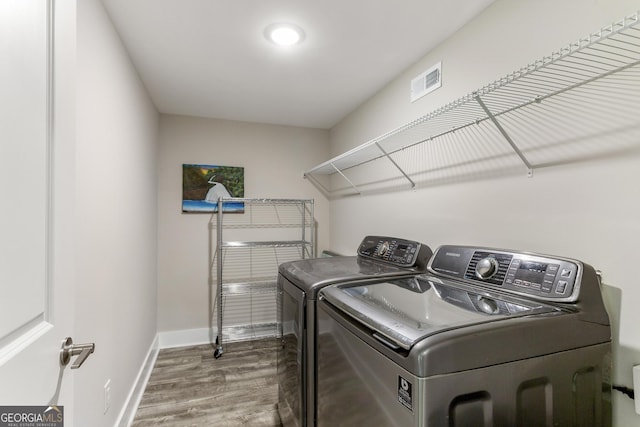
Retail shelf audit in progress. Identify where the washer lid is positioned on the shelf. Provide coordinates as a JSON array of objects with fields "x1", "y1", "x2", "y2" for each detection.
[
  {"x1": 279, "y1": 256, "x2": 420, "y2": 295},
  {"x1": 319, "y1": 275, "x2": 560, "y2": 350}
]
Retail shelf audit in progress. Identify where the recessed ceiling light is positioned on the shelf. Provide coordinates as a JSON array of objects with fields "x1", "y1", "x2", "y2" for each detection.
[{"x1": 264, "y1": 23, "x2": 305, "y2": 46}]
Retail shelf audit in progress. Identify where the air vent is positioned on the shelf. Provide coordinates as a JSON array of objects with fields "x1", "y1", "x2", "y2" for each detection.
[{"x1": 410, "y1": 62, "x2": 442, "y2": 102}]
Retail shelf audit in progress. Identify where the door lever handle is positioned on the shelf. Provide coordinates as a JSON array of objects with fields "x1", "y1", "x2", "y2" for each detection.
[{"x1": 60, "y1": 337, "x2": 95, "y2": 369}]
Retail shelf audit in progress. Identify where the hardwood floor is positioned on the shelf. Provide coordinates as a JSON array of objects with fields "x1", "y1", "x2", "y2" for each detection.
[{"x1": 131, "y1": 338, "x2": 282, "y2": 427}]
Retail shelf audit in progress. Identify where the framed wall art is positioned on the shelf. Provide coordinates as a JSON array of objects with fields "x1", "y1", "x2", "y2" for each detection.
[{"x1": 182, "y1": 164, "x2": 245, "y2": 213}]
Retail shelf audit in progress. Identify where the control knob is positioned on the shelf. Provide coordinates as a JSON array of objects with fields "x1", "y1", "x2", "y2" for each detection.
[
  {"x1": 377, "y1": 241, "x2": 390, "y2": 257},
  {"x1": 475, "y1": 257, "x2": 499, "y2": 279}
]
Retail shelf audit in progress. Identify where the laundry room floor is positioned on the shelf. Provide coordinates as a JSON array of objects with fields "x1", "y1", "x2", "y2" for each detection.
[{"x1": 131, "y1": 338, "x2": 282, "y2": 426}]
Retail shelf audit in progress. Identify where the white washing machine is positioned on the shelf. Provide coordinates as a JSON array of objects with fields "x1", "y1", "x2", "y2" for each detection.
[
  {"x1": 277, "y1": 236, "x2": 433, "y2": 427},
  {"x1": 316, "y1": 245, "x2": 611, "y2": 426}
]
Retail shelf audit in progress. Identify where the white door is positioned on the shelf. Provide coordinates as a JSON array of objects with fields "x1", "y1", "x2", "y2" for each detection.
[{"x1": 0, "y1": 0, "x2": 79, "y2": 421}]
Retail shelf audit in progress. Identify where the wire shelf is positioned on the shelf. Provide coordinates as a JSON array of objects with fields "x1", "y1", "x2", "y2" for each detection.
[
  {"x1": 211, "y1": 245, "x2": 312, "y2": 289},
  {"x1": 305, "y1": 11, "x2": 640, "y2": 197},
  {"x1": 209, "y1": 198, "x2": 314, "y2": 229}
]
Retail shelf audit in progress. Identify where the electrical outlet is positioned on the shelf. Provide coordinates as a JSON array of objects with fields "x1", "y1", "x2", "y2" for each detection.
[{"x1": 104, "y1": 379, "x2": 111, "y2": 414}]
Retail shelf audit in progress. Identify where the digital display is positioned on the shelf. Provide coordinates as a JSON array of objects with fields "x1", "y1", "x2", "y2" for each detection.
[
  {"x1": 516, "y1": 261, "x2": 548, "y2": 283},
  {"x1": 397, "y1": 244, "x2": 408, "y2": 251},
  {"x1": 520, "y1": 262, "x2": 547, "y2": 272}
]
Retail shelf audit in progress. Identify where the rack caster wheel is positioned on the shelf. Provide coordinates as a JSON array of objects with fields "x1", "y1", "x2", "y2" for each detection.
[{"x1": 214, "y1": 347, "x2": 223, "y2": 359}]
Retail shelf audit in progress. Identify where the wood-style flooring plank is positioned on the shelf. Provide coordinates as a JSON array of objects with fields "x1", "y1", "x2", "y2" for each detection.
[{"x1": 131, "y1": 338, "x2": 282, "y2": 427}]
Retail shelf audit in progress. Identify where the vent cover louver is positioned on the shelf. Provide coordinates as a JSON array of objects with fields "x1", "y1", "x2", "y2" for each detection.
[{"x1": 410, "y1": 62, "x2": 442, "y2": 102}]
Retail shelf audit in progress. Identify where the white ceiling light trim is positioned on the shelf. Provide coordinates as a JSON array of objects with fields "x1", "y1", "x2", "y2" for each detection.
[{"x1": 264, "y1": 23, "x2": 305, "y2": 46}]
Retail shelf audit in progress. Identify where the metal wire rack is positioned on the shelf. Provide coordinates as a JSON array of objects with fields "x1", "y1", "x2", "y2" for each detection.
[
  {"x1": 304, "y1": 11, "x2": 640, "y2": 197},
  {"x1": 208, "y1": 198, "x2": 314, "y2": 358}
]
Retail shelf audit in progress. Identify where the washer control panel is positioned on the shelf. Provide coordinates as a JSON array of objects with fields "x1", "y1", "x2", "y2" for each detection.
[
  {"x1": 428, "y1": 245, "x2": 582, "y2": 302},
  {"x1": 358, "y1": 236, "x2": 425, "y2": 268}
]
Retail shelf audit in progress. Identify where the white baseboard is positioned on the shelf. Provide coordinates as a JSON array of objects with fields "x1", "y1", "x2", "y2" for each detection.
[
  {"x1": 115, "y1": 334, "x2": 159, "y2": 427},
  {"x1": 158, "y1": 327, "x2": 214, "y2": 349}
]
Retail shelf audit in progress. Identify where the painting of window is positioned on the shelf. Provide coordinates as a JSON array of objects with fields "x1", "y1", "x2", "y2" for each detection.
[{"x1": 182, "y1": 164, "x2": 245, "y2": 213}]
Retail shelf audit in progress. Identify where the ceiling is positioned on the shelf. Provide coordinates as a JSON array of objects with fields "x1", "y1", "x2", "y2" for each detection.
[{"x1": 100, "y1": 0, "x2": 496, "y2": 129}]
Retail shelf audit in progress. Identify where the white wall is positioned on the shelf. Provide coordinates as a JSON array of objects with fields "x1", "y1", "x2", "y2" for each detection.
[
  {"x1": 157, "y1": 115, "x2": 329, "y2": 335},
  {"x1": 75, "y1": 1, "x2": 159, "y2": 425},
  {"x1": 329, "y1": 0, "x2": 640, "y2": 424}
]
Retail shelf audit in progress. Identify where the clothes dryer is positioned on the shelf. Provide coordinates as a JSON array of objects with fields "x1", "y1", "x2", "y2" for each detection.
[{"x1": 277, "y1": 236, "x2": 432, "y2": 427}]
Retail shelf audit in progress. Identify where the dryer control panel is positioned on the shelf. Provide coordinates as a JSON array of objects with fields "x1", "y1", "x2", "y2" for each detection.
[
  {"x1": 428, "y1": 245, "x2": 582, "y2": 302},
  {"x1": 358, "y1": 236, "x2": 430, "y2": 268}
]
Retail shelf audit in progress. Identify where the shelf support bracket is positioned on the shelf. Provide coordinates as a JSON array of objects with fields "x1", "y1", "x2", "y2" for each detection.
[
  {"x1": 331, "y1": 163, "x2": 361, "y2": 195},
  {"x1": 375, "y1": 142, "x2": 416, "y2": 188},
  {"x1": 474, "y1": 94, "x2": 533, "y2": 177}
]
